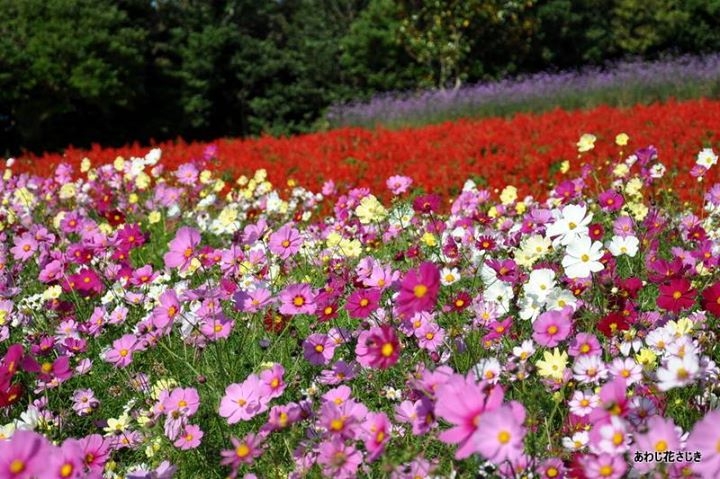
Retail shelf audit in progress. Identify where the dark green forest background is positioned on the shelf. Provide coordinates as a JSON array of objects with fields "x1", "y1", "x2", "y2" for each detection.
[{"x1": 1, "y1": 0, "x2": 719, "y2": 155}]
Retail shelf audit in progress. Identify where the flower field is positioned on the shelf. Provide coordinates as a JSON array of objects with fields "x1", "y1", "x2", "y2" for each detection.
[
  {"x1": 1, "y1": 100, "x2": 720, "y2": 479},
  {"x1": 15, "y1": 98, "x2": 720, "y2": 206}
]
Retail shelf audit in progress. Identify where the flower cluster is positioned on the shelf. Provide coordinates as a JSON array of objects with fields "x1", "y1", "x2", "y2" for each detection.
[{"x1": 0, "y1": 134, "x2": 719, "y2": 479}]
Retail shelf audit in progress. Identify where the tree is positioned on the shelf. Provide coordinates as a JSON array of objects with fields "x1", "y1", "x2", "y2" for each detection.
[{"x1": 0, "y1": 0, "x2": 146, "y2": 153}]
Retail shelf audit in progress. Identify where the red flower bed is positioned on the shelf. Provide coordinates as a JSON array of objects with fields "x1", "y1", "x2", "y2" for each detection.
[{"x1": 14, "y1": 99, "x2": 720, "y2": 203}]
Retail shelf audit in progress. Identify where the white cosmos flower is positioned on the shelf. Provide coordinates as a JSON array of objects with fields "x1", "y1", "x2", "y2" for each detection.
[
  {"x1": 562, "y1": 236, "x2": 605, "y2": 279},
  {"x1": 545, "y1": 288, "x2": 578, "y2": 311},
  {"x1": 696, "y1": 148, "x2": 718, "y2": 169},
  {"x1": 607, "y1": 235, "x2": 639, "y2": 257},
  {"x1": 440, "y1": 267, "x2": 460, "y2": 286},
  {"x1": 657, "y1": 353, "x2": 700, "y2": 391},
  {"x1": 523, "y1": 268, "x2": 556, "y2": 303},
  {"x1": 546, "y1": 204, "x2": 593, "y2": 247}
]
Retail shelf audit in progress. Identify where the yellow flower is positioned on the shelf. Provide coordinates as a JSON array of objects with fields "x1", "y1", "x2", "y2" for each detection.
[
  {"x1": 536, "y1": 348, "x2": 568, "y2": 380},
  {"x1": 487, "y1": 206, "x2": 498, "y2": 218},
  {"x1": 253, "y1": 169, "x2": 267, "y2": 182},
  {"x1": 80, "y1": 157, "x2": 91, "y2": 173},
  {"x1": 218, "y1": 206, "x2": 238, "y2": 227},
  {"x1": 668, "y1": 318, "x2": 693, "y2": 337},
  {"x1": 236, "y1": 175, "x2": 248, "y2": 186},
  {"x1": 636, "y1": 348, "x2": 657, "y2": 369},
  {"x1": 500, "y1": 185, "x2": 517, "y2": 205},
  {"x1": 213, "y1": 179, "x2": 226, "y2": 192},
  {"x1": 148, "y1": 211, "x2": 161, "y2": 224},
  {"x1": 613, "y1": 163, "x2": 629, "y2": 178},
  {"x1": 151, "y1": 379, "x2": 178, "y2": 400},
  {"x1": 355, "y1": 195, "x2": 388, "y2": 224},
  {"x1": 135, "y1": 172, "x2": 151, "y2": 190},
  {"x1": 560, "y1": 160, "x2": 570, "y2": 174},
  {"x1": 113, "y1": 156, "x2": 125, "y2": 172},
  {"x1": 200, "y1": 170, "x2": 213, "y2": 184},
  {"x1": 577, "y1": 133, "x2": 597, "y2": 153},
  {"x1": 338, "y1": 238, "x2": 362, "y2": 258},
  {"x1": 41, "y1": 285, "x2": 62, "y2": 301},
  {"x1": 326, "y1": 232, "x2": 342, "y2": 248},
  {"x1": 59, "y1": 183, "x2": 76, "y2": 200},
  {"x1": 624, "y1": 177, "x2": 643, "y2": 197},
  {"x1": 128, "y1": 193, "x2": 139, "y2": 205},
  {"x1": 615, "y1": 133, "x2": 629, "y2": 146},
  {"x1": 421, "y1": 232, "x2": 437, "y2": 247},
  {"x1": 104, "y1": 413, "x2": 131, "y2": 434},
  {"x1": 13, "y1": 187, "x2": 35, "y2": 208},
  {"x1": 515, "y1": 201, "x2": 527, "y2": 214},
  {"x1": 98, "y1": 223, "x2": 113, "y2": 235}
]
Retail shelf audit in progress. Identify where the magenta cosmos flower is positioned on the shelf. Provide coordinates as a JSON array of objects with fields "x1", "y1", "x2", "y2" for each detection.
[
  {"x1": 657, "y1": 278, "x2": 696, "y2": 312},
  {"x1": 163, "y1": 227, "x2": 201, "y2": 271},
  {"x1": 355, "y1": 325, "x2": 400, "y2": 369},
  {"x1": 396, "y1": 262, "x2": 440, "y2": 319},
  {"x1": 345, "y1": 288, "x2": 381, "y2": 319},
  {"x1": 278, "y1": 283, "x2": 316, "y2": 315},
  {"x1": 532, "y1": 307, "x2": 573, "y2": 347},
  {"x1": 268, "y1": 223, "x2": 303, "y2": 259},
  {"x1": 317, "y1": 438, "x2": 362, "y2": 479}
]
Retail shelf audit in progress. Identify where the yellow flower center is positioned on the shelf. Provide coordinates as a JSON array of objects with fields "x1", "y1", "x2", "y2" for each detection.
[
  {"x1": 599, "y1": 465, "x2": 613, "y2": 477},
  {"x1": 10, "y1": 460, "x2": 24, "y2": 474},
  {"x1": 655, "y1": 440, "x2": 668, "y2": 452},
  {"x1": 236, "y1": 443, "x2": 250, "y2": 458},
  {"x1": 413, "y1": 284, "x2": 428, "y2": 298},
  {"x1": 41, "y1": 362, "x2": 53, "y2": 374},
  {"x1": 281, "y1": 240, "x2": 290, "y2": 248},
  {"x1": 315, "y1": 344, "x2": 325, "y2": 353},
  {"x1": 612, "y1": 432, "x2": 624, "y2": 446},
  {"x1": 359, "y1": 298, "x2": 369, "y2": 307},
  {"x1": 381, "y1": 342, "x2": 394, "y2": 357},
  {"x1": 547, "y1": 325, "x2": 558, "y2": 335},
  {"x1": 330, "y1": 418, "x2": 345, "y2": 431},
  {"x1": 581, "y1": 254, "x2": 589, "y2": 262},
  {"x1": 183, "y1": 247, "x2": 193, "y2": 258},
  {"x1": 119, "y1": 349, "x2": 129, "y2": 357},
  {"x1": 672, "y1": 291, "x2": 682, "y2": 300},
  {"x1": 60, "y1": 463, "x2": 74, "y2": 477},
  {"x1": 497, "y1": 430, "x2": 511, "y2": 444},
  {"x1": 293, "y1": 296, "x2": 305, "y2": 307}
]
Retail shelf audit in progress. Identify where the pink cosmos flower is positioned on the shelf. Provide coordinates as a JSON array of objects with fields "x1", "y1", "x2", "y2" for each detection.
[
  {"x1": 686, "y1": 409, "x2": 720, "y2": 478},
  {"x1": 0, "y1": 430, "x2": 48, "y2": 479},
  {"x1": 151, "y1": 289, "x2": 180, "y2": 330},
  {"x1": 259, "y1": 363, "x2": 286, "y2": 399},
  {"x1": 234, "y1": 288, "x2": 273, "y2": 313},
  {"x1": 473, "y1": 402, "x2": 526, "y2": 465},
  {"x1": 532, "y1": 307, "x2": 573, "y2": 347},
  {"x1": 103, "y1": 334, "x2": 138, "y2": 368},
  {"x1": 219, "y1": 375, "x2": 270, "y2": 424},
  {"x1": 163, "y1": 226, "x2": 201, "y2": 271},
  {"x1": 164, "y1": 387, "x2": 200, "y2": 418},
  {"x1": 10, "y1": 233, "x2": 38, "y2": 262},
  {"x1": 569, "y1": 332, "x2": 602, "y2": 357},
  {"x1": 49, "y1": 438, "x2": 85, "y2": 479},
  {"x1": 220, "y1": 433, "x2": 265, "y2": 469},
  {"x1": 355, "y1": 325, "x2": 400, "y2": 369},
  {"x1": 174, "y1": 424, "x2": 203, "y2": 450},
  {"x1": 386, "y1": 175, "x2": 413, "y2": 195},
  {"x1": 396, "y1": 262, "x2": 440, "y2": 319},
  {"x1": 316, "y1": 439, "x2": 362, "y2": 479},
  {"x1": 362, "y1": 412, "x2": 391, "y2": 462},
  {"x1": 303, "y1": 334, "x2": 337, "y2": 365},
  {"x1": 278, "y1": 283, "x2": 316, "y2": 315},
  {"x1": 395, "y1": 398, "x2": 435, "y2": 435},
  {"x1": 268, "y1": 223, "x2": 303, "y2": 259},
  {"x1": 415, "y1": 322, "x2": 445, "y2": 351},
  {"x1": 630, "y1": 415, "x2": 681, "y2": 473},
  {"x1": 435, "y1": 373, "x2": 504, "y2": 458},
  {"x1": 581, "y1": 453, "x2": 627, "y2": 479}
]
